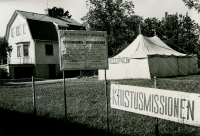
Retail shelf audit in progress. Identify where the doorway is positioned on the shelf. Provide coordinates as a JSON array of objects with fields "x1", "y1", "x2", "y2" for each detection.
[
  {"x1": 14, "y1": 67, "x2": 33, "y2": 79},
  {"x1": 49, "y1": 64, "x2": 56, "y2": 79}
]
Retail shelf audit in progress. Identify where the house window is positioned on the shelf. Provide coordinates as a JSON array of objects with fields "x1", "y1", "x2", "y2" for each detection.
[
  {"x1": 45, "y1": 44, "x2": 53, "y2": 55},
  {"x1": 23, "y1": 45, "x2": 29, "y2": 56},
  {"x1": 58, "y1": 26, "x2": 67, "y2": 30},
  {"x1": 23, "y1": 24, "x2": 26, "y2": 34},
  {"x1": 17, "y1": 46, "x2": 22, "y2": 57},
  {"x1": 19, "y1": 26, "x2": 22, "y2": 35},
  {"x1": 16, "y1": 27, "x2": 19, "y2": 35},
  {"x1": 11, "y1": 28, "x2": 14, "y2": 37},
  {"x1": 16, "y1": 26, "x2": 21, "y2": 36}
]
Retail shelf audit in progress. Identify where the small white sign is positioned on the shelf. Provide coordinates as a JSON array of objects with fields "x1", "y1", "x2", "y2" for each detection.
[
  {"x1": 111, "y1": 84, "x2": 200, "y2": 127},
  {"x1": 59, "y1": 30, "x2": 108, "y2": 70}
]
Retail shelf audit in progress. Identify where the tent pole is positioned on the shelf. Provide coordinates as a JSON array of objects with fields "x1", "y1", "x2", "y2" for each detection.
[{"x1": 139, "y1": 24, "x2": 141, "y2": 34}]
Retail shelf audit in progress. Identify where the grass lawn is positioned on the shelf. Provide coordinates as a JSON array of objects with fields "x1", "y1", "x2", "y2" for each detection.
[{"x1": 0, "y1": 75, "x2": 200, "y2": 136}]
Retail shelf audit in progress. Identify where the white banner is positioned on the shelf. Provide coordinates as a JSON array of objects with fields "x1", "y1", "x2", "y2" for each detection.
[
  {"x1": 59, "y1": 30, "x2": 108, "y2": 70},
  {"x1": 111, "y1": 84, "x2": 200, "y2": 127}
]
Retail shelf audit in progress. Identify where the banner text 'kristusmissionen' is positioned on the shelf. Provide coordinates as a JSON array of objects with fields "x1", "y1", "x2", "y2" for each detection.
[{"x1": 111, "y1": 84, "x2": 200, "y2": 127}]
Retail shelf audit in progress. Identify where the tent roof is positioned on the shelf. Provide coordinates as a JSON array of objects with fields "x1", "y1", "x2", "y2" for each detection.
[{"x1": 114, "y1": 34, "x2": 186, "y2": 58}]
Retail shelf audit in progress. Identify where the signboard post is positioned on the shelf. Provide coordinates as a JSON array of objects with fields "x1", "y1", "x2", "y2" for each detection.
[
  {"x1": 105, "y1": 70, "x2": 109, "y2": 134},
  {"x1": 58, "y1": 30, "x2": 108, "y2": 128}
]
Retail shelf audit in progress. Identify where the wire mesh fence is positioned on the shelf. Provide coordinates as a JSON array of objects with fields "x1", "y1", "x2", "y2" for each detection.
[
  {"x1": 65, "y1": 80, "x2": 106, "y2": 128},
  {"x1": 0, "y1": 78, "x2": 33, "y2": 114},
  {"x1": 108, "y1": 78, "x2": 200, "y2": 136},
  {"x1": 34, "y1": 78, "x2": 65, "y2": 119},
  {"x1": 0, "y1": 76, "x2": 200, "y2": 136}
]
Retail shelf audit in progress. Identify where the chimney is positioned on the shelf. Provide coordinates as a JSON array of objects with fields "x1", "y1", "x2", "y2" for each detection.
[
  {"x1": 44, "y1": 8, "x2": 52, "y2": 16},
  {"x1": 45, "y1": 9, "x2": 48, "y2": 15}
]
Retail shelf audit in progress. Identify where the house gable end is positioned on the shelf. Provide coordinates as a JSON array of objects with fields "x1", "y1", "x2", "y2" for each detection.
[
  {"x1": 5, "y1": 11, "x2": 18, "y2": 41},
  {"x1": 6, "y1": 10, "x2": 33, "y2": 41}
]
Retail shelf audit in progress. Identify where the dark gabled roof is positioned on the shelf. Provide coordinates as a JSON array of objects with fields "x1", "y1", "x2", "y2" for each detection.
[
  {"x1": 6, "y1": 10, "x2": 85, "y2": 41},
  {"x1": 16, "y1": 10, "x2": 82, "y2": 27},
  {"x1": 27, "y1": 19, "x2": 58, "y2": 41}
]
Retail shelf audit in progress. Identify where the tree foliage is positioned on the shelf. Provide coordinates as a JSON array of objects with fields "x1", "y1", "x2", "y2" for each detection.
[
  {"x1": 81, "y1": 0, "x2": 200, "y2": 60},
  {"x1": 141, "y1": 12, "x2": 200, "y2": 54},
  {"x1": 0, "y1": 36, "x2": 12, "y2": 59},
  {"x1": 81, "y1": 0, "x2": 143, "y2": 56},
  {"x1": 51, "y1": 7, "x2": 72, "y2": 18},
  {"x1": 140, "y1": 17, "x2": 161, "y2": 37},
  {"x1": 0, "y1": 68, "x2": 10, "y2": 79},
  {"x1": 182, "y1": 0, "x2": 200, "y2": 13},
  {"x1": 0, "y1": 37, "x2": 12, "y2": 79},
  {"x1": 140, "y1": 12, "x2": 200, "y2": 66},
  {"x1": 161, "y1": 12, "x2": 199, "y2": 55}
]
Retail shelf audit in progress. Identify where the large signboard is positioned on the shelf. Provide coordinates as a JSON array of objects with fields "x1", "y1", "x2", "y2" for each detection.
[
  {"x1": 111, "y1": 84, "x2": 200, "y2": 127},
  {"x1": 59, "y1": 30, "x2": 108, "y2": 70}
]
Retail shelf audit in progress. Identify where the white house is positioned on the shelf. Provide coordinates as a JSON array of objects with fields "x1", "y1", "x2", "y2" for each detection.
[{"x1": 5, "y1": 9, "x2": 85, "y2": 79}]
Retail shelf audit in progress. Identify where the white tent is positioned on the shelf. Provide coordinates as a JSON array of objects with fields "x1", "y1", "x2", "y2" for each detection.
[{"x1": 99, "y1": 34, "x2": 198, "y2": 80}]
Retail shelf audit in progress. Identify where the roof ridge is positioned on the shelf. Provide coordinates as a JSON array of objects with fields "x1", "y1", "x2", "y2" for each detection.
[
  {"x1": 16, "y1": 10, "x2": 45, "y2": 16},
  {"x1": 16, "y1": 10, "x2": 81, "y2": 26}
]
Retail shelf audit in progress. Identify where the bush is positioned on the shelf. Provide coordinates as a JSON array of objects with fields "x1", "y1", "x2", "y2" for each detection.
[{"x1": 0, "y1": 68, "x2": 10, "y2": 79}]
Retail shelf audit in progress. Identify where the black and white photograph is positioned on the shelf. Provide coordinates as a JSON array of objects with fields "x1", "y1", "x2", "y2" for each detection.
[{"x1": 0, "y1": 0, "x2": 200, "y2": 135}]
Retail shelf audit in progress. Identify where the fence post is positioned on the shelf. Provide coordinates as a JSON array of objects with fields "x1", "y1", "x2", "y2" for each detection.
[
  {"x1": 32, "y1": 76, "x2": 36, "y2": 116},
  {"x1": 105, "y1": 70, "x2": 109, "y2": 135},
  {"x1": 154, "y1": 76, "x2": 159, "y2": 136},
  {"x1": 63, "y1": 71, "x2": 68, "y2": 123}
]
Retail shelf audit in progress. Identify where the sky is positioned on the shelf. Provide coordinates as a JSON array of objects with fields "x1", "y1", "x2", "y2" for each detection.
[{"x1": 0, "y1": 0, "x2": 199, "y2": 37}]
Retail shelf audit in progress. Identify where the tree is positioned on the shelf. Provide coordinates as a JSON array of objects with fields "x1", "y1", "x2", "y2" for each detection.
[
  {"x1": 140, "y1": 17, "x2": 161, "y2": 37},
  {"x1": 138, "y1": 12, "x2": 200, "y2": 66},
  {"x1": 0, "y1": 36, "x2": 12, "y2": 79},
  {"x1": 51, "y1": 7, "x2": 72, "y2": 18},
  {"x1": 81, "y1": 0, "x2": 143, "y2": 56},
  {"x1": 0, "y1": 68, "x2": 10, "y2": 79},
  {"x1": 158, "y1": 12, "x2": 200, "y2": 55},
  {"x1": 0, "y1": 36, "x2": 12, "y2": 61},
  {"x1": 182, "y1": 0, "x2": 200, "y2": 13}
]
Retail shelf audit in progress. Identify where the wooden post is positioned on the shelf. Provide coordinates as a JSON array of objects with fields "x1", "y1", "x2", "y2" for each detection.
[
  {"x1": 32, "y1": 76, "x2": 36, "y2": 116},
  {"x1": 154, "y1": 76, "x2": 159, "y2": 136},
  {"x1": 63, "y1": 71, "x2": 68, "y2": 123},
  {"x1": 105, "y1": 70, "x2": 109, "y2": 135}
]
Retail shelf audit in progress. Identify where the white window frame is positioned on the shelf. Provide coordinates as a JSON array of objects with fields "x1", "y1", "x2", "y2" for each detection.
[
  {"x1": 23, "y1": 24, "x2": 26, "y2": 34},
  {"x1": 17, "y1": 45, "x2": 22, "y2": 57},
  {"x1": 23, "y1": 45, "x2": 29, "y2": 56},
  {"x1": 16, "y1": 27, "x2": 19, "y2": 36},
  {"x1": 16, "y1": 25, "x2": 21, "y2": 36},
  {"x1": 11, "y1": 28, "x2": 14, "y2": 37}
]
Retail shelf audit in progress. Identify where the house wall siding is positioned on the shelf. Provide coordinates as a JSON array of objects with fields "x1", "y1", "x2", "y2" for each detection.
[
  {"x1": 35, "y1": 41, "x2": 59, "y2": 64},
  {"x1": 34, "y1": 41, "x2": 60, "y2": 79},
  {"x1": 8, "y1": 14, "x2": 35, "y2": 64}
]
